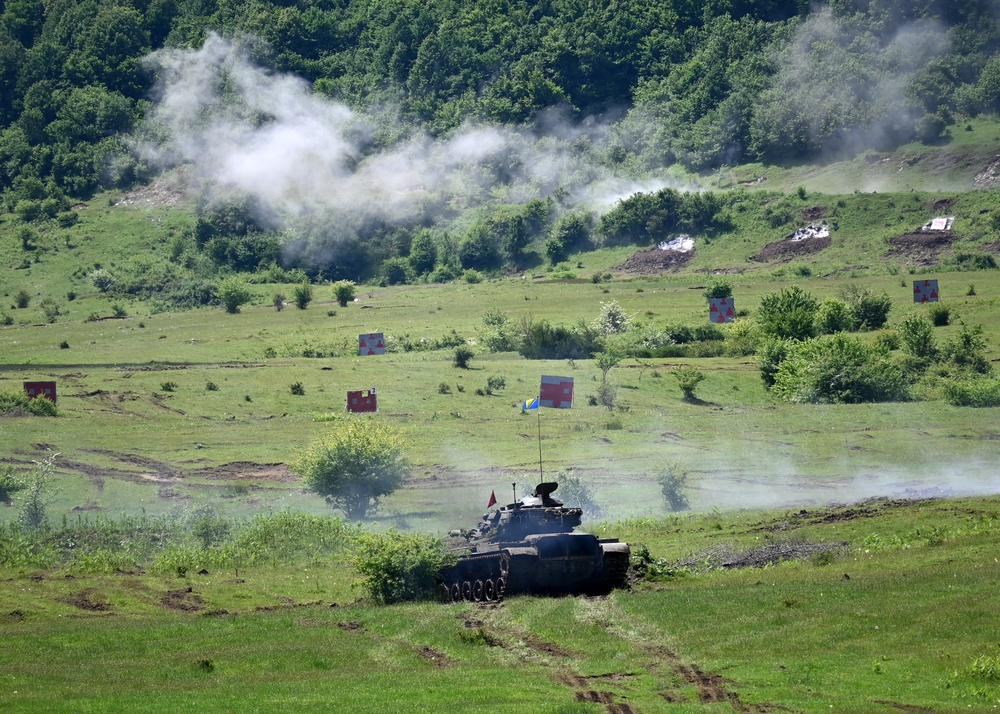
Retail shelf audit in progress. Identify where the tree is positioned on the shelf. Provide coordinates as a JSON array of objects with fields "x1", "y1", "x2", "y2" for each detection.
[
  {"x1": 18, "y1": 452, "x2": 57, "y2": 528},
  {"x1": 596, "y1": 349, "x2": 621, "y2": 383},
  {"x1": 293, "y1": 419, "x2": 410, "y2": 520},
  {"x1": 333, "y1": 280, "x2": 356, "y2": 307},
  {"x1": 657, "y1": 463, "x2": 690, "y2": 512},
  {"x1": 408, "y1": 229, "x2": 437, "y2": 275},
  {"x1": 217, "y1": 276, "x2": 252, "y2": 314}
]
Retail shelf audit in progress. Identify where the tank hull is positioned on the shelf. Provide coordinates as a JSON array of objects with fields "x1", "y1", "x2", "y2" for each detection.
[{"x1": 442, "y1": 533, "x2": 630, "y2": 603}]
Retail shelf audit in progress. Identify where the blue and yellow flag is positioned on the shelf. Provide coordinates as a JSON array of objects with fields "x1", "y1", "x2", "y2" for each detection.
[{"x1": 523, "y1": 396, "x2": 539, "y2": 411}]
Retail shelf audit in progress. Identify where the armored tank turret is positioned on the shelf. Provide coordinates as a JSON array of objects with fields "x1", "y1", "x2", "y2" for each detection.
[{"x1": 441, "y1": 482, "x2": 630, "y2": 602}]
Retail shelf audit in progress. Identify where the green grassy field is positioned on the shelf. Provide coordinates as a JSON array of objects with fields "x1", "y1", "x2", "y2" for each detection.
[
  {"x1": 2, "y1": 498, "x2": 999, "y2": 712},
  {"x1": 3, "y1": 125, "x2": 1000, "y2": 712}
]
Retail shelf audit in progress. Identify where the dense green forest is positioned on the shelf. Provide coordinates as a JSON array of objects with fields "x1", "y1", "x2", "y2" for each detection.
[{"x1": 1, "y1": 0, "x2": 999, "y2": 283}]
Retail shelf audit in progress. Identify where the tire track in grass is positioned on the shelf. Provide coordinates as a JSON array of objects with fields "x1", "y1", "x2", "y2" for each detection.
[
  {"x1": 574, "y1": 596, "x2": 803, "y2": 713},
  {"x1": 467, "y1": 606, "x2": 640, "y2": 713}
]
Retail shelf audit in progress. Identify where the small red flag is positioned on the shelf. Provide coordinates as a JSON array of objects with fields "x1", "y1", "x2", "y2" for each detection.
[{"x1": 487, "y1": 490, "x2": 497, "y2": 508}]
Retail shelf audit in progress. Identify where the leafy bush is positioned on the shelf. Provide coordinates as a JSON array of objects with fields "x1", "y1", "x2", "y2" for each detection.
[
  {"x1": 757, "y1": 337, "x2": 791, "y2": 389},
  {"x1": 0, "y1": 391, "x2": 58, "y2": 416},
  {"x1": 463, "y1": 268, "x2": 484, "y2": 284},
  {"x1": 89, "y1": 269, "x2": 114, "y2": 292},
  {"x1": 351, "y1": 529, "x2": 454, "y2": 604},
  {"x1": 842, "y1": 286, "x2": 891, "y2": 330},
  {"x1": 0, "y1": 467, "x2": 26, "y2": 504},
  {"x1": 928, "y1": 303, "x2": 950, "y2": 326},
  {"x1": 479, "y1": 309, "x2": 518, "y2": 352},
  {"x1": 703, "y1": 279, "x2": 733, "y2": 300},
  {"x1": 485, "y1": 375, "x2": 506, "y2": 394},
  {"x1": 290, "y1": 382, "x2": 305, "y2": 395},
  {"x1": 13, "y1": 289, "x2": 31, "y2": 308},
  {"x1": 293, "y1": 419, "x2": 410, "y2": 521},
  {"x1": 333, "y1": 280, "x2": 356, "y2": 307},
  {"x1": 814, "y1": 298, "x2": 853, "y2": 334},
  {"x1": 517, "y1": 318, "x2": 603, "y2": 360},
  {"x1": 757, "y1": 286, "x2": 819, "y2": 340},
  {"x1": 293, "y1": 283, "x2": 314, "y2": 310},
  {"x1": 724, "y1": 318, "x2": 762, "y2": 356},
  {"x1": 898, "y1": 315, "x2": 936, "y2": 359},
  {"x1": 273, "y1": 293, "x2": 286, "y2": 311},
  {"x1": 772, "y1": 334, "x2": 909, "y2": 403},
  {"x1": 594, "y1": 300, "x2": 632, "y2": 335},
  {"x1": 942, "y1": 377, "x2": 1000, "y2": 407},
  {"x1": 217, "y1": 276, "x2": 252, "y2": 314},
  {"x1": 596, "y1": 383, "x2": 617, "y2": 411},
  {"x1": 453, "y1": 345, "x2": 475, "y2": 368},
  {"x1": 381, "y1": 257, "x2": 411, "y2": 286},
  {"x1": 939, "y1": 324, "x2": 991, "y2": 374},
  {"x1": 674, "y1": 367, "x2": 705, "y2": 401},
  {"x1": 39, "y1": 298, "x2": 61, "y2": 323}
]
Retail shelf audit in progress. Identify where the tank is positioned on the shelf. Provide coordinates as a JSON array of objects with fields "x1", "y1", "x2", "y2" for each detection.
[{"x1": 441, "y1": 482, "x2": 630, "y2": 602}]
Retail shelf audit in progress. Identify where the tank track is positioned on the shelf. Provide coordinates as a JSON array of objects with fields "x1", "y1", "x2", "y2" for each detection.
[{"x1": 442, "y1": 551, "x2": 508, "y2": 603}]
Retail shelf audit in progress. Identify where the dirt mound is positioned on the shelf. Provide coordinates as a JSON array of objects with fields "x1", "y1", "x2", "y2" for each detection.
[
  {"x1": 753, "y1": 234, "x2": 831, "y2": 263},
  {"x1": 885, "y1": 230, "x2": 955, "y2": 265},
  {"x1": 674, "y1": 540, "x2": 848, "y2": 571},
  {"x1": 618, "y1": 247, "x2": 694, "y2": 274},
  {"x1": 162, "y1": 587, "x2": 204, "y2": 612},
  {"x1": 62, "y1": 590, "x2": 113, "y2": 612}
]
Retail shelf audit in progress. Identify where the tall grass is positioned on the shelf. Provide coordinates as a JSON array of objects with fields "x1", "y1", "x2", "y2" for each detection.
[{"x1": 0, "y1": 510, "x2": 355, "y2": 574}]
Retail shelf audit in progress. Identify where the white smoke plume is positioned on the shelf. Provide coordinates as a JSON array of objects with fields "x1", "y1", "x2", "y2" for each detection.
[{"x1": 136, "y1": 33, "x2": 679, "y2": 262}]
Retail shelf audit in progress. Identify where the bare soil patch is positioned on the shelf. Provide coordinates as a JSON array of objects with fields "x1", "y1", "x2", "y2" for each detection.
[
  {"x1": 57, "y1": 451, "x2": 294, "y2": 486},
  {"x1": 62, "y1": 590, "x2": 113, "y2": 612},
  {"x1": 195, "y1": 462, "x2": 295, "y2": 482},
  {"x1": 416, "y1": 645, "x2": 451, "y2": 667},
  {"x1": 799, "y1": 206, "x2": 828, "y2": 221},
  {"x1": 522, "y1": 633, "x2": 574, "y2": 658},
  {"x1": 753, "y1": 235, "x2": 830, "y2": 263},
  {"x1": 618, "y1": 247, "x2": 695, "y2": 274},
  {"x1": 337, "y1": 620, "x2": 364, "y2": 632},
  {"x1": 872, "y1": 700, "x2": 935, "y2": 713},
  {"x1": 162, "y1": 587, "x2": 205, "y2": 612},
  {"x1": 885, "y1": 231, "x2": 955, "y2": 265}
]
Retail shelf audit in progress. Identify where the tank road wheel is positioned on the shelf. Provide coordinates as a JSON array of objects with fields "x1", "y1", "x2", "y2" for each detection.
[
  {"x1": 461, "y1": 581, "x2": 473, "y2": 602},
  {"x1": 484, "y1": 579, "x2": 496, "y2": 602},
  {"x1": 499, "y1": 553, "x2": 510, "y2": 578},
  {"x1": 495, "y1": 577, "x2": 506, "y2": 600},
  {"x1": 473, "y1": 579, "x2": 485, "y2": 602},
  {"x1": 450, "y1": 582, "x2": 462, "y2": 602}
]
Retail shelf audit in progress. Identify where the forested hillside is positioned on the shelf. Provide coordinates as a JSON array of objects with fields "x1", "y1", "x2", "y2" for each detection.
[{"x1": 1, "y1": 0, "x2": 999, "y2": 283}]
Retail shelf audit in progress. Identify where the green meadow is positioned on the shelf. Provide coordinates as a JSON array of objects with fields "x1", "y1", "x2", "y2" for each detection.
[{"x1": 3, "y1": 127, "x2": 1000, "y2": 712}]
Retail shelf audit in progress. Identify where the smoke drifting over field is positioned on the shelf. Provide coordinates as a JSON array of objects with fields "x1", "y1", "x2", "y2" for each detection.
[
  {"x1": 137, "y1": 34, "x2": 671, "y2": 255},
  {"x1": 754, "y1": 7, "x2": 949, "y2": 166}
]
